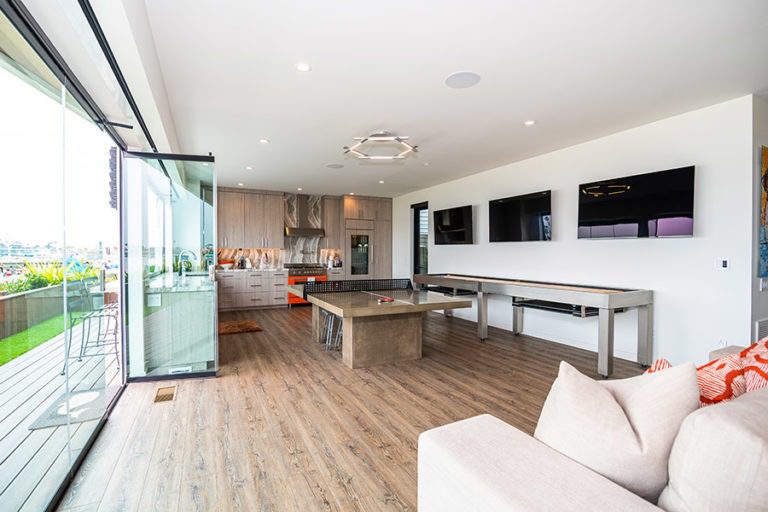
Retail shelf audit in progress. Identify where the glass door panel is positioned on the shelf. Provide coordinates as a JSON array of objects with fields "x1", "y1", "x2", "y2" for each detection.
[
  {"x1": 122, "y1": 153, "x2": 217, "y2": 379},
  {"x1": 349, "y1": 231, "x2": 374, "y2": 278}
]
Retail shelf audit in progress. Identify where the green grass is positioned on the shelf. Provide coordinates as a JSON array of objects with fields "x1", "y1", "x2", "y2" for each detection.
[{"x1": 0, "y1": 314, "x2": 65, "y2": 366}]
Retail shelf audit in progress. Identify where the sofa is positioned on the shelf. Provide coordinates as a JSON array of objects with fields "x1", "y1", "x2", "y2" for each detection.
[{"x1": 418, "y1": 367, "x2": 768, "y2": 511}]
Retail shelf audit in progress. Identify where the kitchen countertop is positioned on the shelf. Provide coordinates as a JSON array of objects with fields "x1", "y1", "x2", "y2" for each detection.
[
  {"x1": 216, "y1": 268, "x2": 287, "y2": 273},
  {"x1": 146, "y1": 273, "x2": 215, "y2": 293}
]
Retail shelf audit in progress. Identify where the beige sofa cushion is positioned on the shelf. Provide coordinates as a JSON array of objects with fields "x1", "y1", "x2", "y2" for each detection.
[
  {"x1": 534, "y1": 361, "x2": 699, "y2": 502},
  {"x1": 657, "y1": 387, "x2": 768, "y2": 512},
  {"x1": 418, "y1": 414, "x2": 661, "y2": 512}
]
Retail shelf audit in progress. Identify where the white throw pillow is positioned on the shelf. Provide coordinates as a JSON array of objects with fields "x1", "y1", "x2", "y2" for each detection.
[
  {"x1": 533, "y1": 361, "x2": 699, "y2": 502},
  {"x1": 657, "y1": 387, "x2": 768, "y2": 512}
]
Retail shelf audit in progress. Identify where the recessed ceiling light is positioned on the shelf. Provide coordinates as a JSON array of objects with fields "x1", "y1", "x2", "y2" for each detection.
[
  {"x1": 424, "y1": 162, "x2": 430, "y2": 166},
  {"x1": 237, "y1": 183, "x2": 244, "y2": 187},
  {"x1": 245, "y1": 166, "x2": 252, "y2": 170},
  {"x1": 259, "y1": 138, "x2": 270, "y2": 144},
  {"x1": 297, "y1": 187, "x2": 303, "y2": 191},
  {"x1": 295, "y1": 62, "x2": 311, "y2": 72},
  {"x1": 524, "y1": 120, "x2": 536, "y2": 126},
  {"x1": 378, "y1": 180, "x2": 385, "y2": 184},
  {"x1": 326, "y1": 163, "x2": 344, "y2": 169},
  {"x1": 445, "y1": 71, "x2": 481, "y2": 89},
  {"x1": 349, "y1": 192, "x2": 355, "y2": 195}
]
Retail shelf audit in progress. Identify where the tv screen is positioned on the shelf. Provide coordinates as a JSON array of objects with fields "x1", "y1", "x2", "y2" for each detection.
[
  {"x1": 434, "y1": 205, "x2": 473, "y2": 245},
  {"x1": 578, "y1": 166, "x2": 695, "y2": 239},
  {"x1": 489, "y1": 190, "x2": 552, "y2": 242}
]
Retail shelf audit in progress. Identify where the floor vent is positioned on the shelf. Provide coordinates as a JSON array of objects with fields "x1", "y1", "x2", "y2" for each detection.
[{"x1": 154, "y1": 385, "x2": 177, "y2": 403}]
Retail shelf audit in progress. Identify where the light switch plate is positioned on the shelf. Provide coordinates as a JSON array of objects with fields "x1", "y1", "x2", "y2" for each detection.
[{"x1": 716, "y1": 257, "x2": 729, "y2": 271}]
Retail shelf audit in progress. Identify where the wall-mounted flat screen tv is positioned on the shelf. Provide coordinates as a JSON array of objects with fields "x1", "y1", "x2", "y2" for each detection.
[
  {"x1": 434, "y1": 205, "x2": 473, "y2": 245},
  {"x1": 489, "y1": 190, "x2": 552, "y2": 242},
  {"x1": 578, "y1": 166, "x2": 695, "y2": 239}
]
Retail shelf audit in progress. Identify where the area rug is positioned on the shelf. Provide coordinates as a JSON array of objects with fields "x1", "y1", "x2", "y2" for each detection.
[
  {"x1": 219, "y1": 319, "x2": 263, "y2": 335},
  {"x1": 29, "y1": 389, "x2": 108, "y2": 430}
]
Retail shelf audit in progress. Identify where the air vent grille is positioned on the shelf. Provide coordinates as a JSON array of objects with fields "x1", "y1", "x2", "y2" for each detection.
[
  {"x1": 756, "y1": 319, "x2": 768, "y2": 341},
  {"x1": 154, "y1": 386, "x2": 177, "y2": 403}
]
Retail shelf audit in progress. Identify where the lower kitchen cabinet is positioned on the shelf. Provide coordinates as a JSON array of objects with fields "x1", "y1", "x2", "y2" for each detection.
[{"x1": 217, "y1": 271, "x2": 288, "y2": 310}]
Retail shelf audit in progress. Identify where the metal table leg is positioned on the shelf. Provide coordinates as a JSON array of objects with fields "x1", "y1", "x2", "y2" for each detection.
[
  {"x1": 636, "y1": 304, "x2": 654, "y2": 366},
  {"x1": 598, "y1": 308, "x2": 615, "y2": 377},
  {"x1": 477, "y1": 291, "x2": 488, "y2": 340},
  {"x1": 512, "y1": 299, "x2": 524, "y2": 335}
]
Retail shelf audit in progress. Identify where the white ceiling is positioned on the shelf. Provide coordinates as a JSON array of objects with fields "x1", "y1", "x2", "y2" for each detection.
[{"x1": 141, "y1": 0, "x2": 768, "y2": 197}]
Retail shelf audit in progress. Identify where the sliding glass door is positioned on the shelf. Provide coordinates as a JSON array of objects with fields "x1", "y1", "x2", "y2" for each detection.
[{"x1": 122, "y1": 152, "x2": 217, "y2": 379}]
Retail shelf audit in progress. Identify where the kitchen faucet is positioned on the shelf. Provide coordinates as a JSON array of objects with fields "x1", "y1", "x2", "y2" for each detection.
[{"x1": 178, "y1": 249, "x2": 197, "y2": 277}]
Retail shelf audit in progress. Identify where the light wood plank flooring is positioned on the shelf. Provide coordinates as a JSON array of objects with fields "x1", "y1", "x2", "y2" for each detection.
[{"x1": 57, "y1": 307, "x2": 642, "y2": 512}]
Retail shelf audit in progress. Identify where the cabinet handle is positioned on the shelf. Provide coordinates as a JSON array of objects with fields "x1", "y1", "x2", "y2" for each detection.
[
  {"x1": 250, "y1": 284, "x2": 262, "y2": 288},
  {"x1": 274, "y1": 283, "x2": 285, "y2": 287},
  {"x1": 251, "y1": 298, "x2": 262, "y2": 302}
]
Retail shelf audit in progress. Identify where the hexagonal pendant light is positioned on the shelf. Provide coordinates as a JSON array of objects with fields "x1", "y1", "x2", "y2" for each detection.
[{"x1": 343, "y1": 131, "x2": 418, "y2": 160}]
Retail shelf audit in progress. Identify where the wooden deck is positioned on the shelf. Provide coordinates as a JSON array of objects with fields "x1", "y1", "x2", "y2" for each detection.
[
  {"x1": 56, "y1": 307, "x2": 642, "y2": 512},
  {"x1": 0, "y1": 323, "x2": 121, "y2": 512}
]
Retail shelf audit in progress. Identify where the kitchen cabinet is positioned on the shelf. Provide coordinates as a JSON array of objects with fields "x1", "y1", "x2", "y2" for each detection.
[
  {"x1": 322, "y1": 196, "x2": 343, "y2": 249},
  {"x1": 217, "y1": 270, "x2": 288, "y2": 310},
  {"x1": 343, "y1": 195, "x2": 392, "y2": 221},
  {"x1": 373, "y1": 220, "x2": 392, "y2": 279},
  {"x1": 219, "y1": 189, "x2": 284, "y2": 249},
  {"x1": 217, "y1": 191, "x2": 245, "y2": 247}
]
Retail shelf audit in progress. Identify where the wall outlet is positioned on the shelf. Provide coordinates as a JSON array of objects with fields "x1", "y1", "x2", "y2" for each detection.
[{"x1": 715, "y1": 257, "x2": 729, "y2": 271}]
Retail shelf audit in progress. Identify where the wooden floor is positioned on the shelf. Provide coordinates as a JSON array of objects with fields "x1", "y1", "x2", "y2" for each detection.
[
  {"x1": 57, "y1": 307, "x2": 642, "y2": 512},
  {"x1": 0, "y1": 324, "x2": 121, "y2": 512}
]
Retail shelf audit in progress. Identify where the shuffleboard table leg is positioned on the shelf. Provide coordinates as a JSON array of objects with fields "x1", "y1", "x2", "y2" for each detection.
[
  {"x1": 477, "y1": 292, "x2": 488, "y2": 341},
  {"x1": 598, "y1": 308, "x2": 615, "y2": 378},
  {"x1": 512, "y1": 299, "x2": 524, "y2": 336},
  {"x1": 636, "y1": 304, "x2": 654, "y2": 367}
]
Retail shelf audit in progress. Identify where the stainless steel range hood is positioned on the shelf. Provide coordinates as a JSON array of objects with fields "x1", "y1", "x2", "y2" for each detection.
[{"x1": 284, "y1": 194, "x2": 324, "y2": 237}]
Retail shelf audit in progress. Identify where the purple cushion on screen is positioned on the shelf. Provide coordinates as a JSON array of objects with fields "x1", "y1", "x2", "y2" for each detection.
[{"x1": 657, "y1": 217, "x2": 693, "y2": 237}]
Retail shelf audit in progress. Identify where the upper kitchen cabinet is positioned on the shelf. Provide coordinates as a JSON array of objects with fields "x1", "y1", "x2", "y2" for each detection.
[
  {"x1": 217, "y1": 190, "x2": 245, "y2": 247},
  {"x1": 322, "y1": 196, "x2": 343, "y2": 249},
  {"x1": 343, "y1": 195, "x2": 392, "y2": 221},
  {"x1": 219, "y1": 189, "x2": 284, "y2": 249}
]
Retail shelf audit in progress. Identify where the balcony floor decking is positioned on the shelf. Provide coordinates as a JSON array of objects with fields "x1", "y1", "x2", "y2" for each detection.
[{"x1": 0, "y1": 323, "x2": 121, "y2": 512}]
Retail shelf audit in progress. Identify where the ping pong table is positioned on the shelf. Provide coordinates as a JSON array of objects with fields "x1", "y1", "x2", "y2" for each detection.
[{"x1": 292, "y1": 280, "x2": 472, "y2": 368}]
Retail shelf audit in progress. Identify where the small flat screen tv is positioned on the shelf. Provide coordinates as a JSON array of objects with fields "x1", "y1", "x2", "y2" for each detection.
[
  {"x1": 489, "y1": 190, "x2": 552, "y2": 242},
  {"x1": 434, "y1": 205, "x2": 473, "y2": 245},
  {"x1": 577, "y1": 166, "x2": 695, "y2": 239}
]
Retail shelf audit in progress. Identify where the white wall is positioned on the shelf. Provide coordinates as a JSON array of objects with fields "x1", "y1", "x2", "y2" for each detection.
[{"x1": 393, "y1": 96, "x2": 756, "y2": 365}]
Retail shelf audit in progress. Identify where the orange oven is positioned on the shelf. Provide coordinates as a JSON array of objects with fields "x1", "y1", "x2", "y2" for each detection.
[{"x1": 287, "y1": 274, "x2": 327, "y2": 305}]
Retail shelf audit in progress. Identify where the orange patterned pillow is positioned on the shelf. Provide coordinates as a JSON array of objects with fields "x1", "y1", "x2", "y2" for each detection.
[
  {"x1": 696, "y1": 353, "x2": 746, "y2": 406},
  {"x1": 742, "y1": 340, "x2": 768, "y2": 393},
  {"x1": 645, "y1": 339, "x2": 768, "y2": 407}
]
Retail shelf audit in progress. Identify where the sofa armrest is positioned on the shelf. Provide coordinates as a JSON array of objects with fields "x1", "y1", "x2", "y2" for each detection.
[{"x1": 418, "y1": 414, "x2": 662, "y2": 512}]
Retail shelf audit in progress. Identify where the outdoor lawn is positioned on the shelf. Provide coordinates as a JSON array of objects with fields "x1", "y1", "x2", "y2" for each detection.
[{"x1": 0, "y1": 315, "x2": 65, "y2": 366}]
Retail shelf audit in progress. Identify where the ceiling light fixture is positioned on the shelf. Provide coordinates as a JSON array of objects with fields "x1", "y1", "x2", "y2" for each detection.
[
  {"x1": 349, "y1": 192, "x2": 355, "y2": 195},
  {"x1": 343, "y1": 131, "x2": 418, "y2": 160},
  {"x1": 297, "y1": 187, "x2": 303, "y2": 191},
  {"x1": 445, "y1": 71, "x2": 481, "y2": 89},
  {"x1": 378, "y1": 180, "x2": 385, "y2": 184},
  {"x1": 245, "y1": 166, "x2": 252, "y2": 170},
  {"x1": 238, "y1": 183, "x2": 244, "y2": 187},
  {"x1": 295, "y1": 62, "x2": 311, "y2": 72},
  {"x1": 524, "y1": 120, "x2": 536, "y2": 126},
  {"x1": 424, "y1": 162, "x2": 430, "y2": 166},
  {"x1": 259, "y1": 138, "x2": 270, "y2": 144}
]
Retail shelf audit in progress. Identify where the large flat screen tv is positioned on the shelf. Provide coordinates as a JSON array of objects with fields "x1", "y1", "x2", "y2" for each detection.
[
  {"x1": 578, "y1": 166, "x2": 695, "y2": 239},
  {"x1": 434, "y1": 205, "x2": 473, "y2": 245},
  {"x1": 489, "y1": 190, "x2": 552, "y2": 242}
]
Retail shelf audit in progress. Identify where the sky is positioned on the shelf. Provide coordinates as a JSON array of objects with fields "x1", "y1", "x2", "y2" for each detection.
[{"x1": 0, "y1": 65, "x2": 119, "y2": 247}]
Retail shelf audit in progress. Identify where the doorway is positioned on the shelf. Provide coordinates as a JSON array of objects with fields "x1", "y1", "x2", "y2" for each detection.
[{"x1": 412, "y1": 202, "x2": 429, "y2": 276}]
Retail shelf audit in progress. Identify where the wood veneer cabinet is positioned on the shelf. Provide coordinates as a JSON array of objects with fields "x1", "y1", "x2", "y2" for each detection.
[
  {"x1": 322, "y1": 196, "x2": 343, "y2": 249},
  {"x1": 218, "y1": 188, "x2": 283, "y2": 248},
  {"x1": 342, "y1": 195, "x2": 392, "y2": 279}
]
